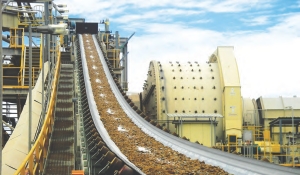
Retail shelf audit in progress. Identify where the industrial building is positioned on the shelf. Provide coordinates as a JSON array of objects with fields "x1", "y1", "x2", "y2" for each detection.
[{"x1": 0, "y1": 1, "x2": 299, "y2": 175}]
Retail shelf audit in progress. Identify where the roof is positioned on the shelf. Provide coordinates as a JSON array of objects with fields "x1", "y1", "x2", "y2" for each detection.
[
  {"x1": 260, "y1": 96, "x2": 300, "y2": 110},
  {"x1": 269, "y1": 117, "x2": 300, "y2": 126}
]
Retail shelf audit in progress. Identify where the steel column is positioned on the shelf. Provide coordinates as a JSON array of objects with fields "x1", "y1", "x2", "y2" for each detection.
[
  {"x1": 279, "y1": 119, "x2": 282, "y2": 146},
  {"x1": 0, "y1": 0, "x2": 3, "y2": 172},
  {"x1": 29, "y1": 23, "x2": 32, "y2": 151}
]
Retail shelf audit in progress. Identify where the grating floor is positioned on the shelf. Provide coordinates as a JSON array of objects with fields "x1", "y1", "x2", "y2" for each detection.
[{"x1": 44, "y1": 64, "x2": 75, "y2": 175}]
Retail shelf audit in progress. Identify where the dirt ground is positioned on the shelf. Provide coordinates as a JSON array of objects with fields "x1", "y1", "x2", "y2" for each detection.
[{"x1": 82, "y1": 34, "x2": 228, "y2": 175}]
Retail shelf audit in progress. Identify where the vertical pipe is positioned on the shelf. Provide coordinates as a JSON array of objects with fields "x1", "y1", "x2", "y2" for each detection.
[
  {"x1": 115, "y1": 31, "x2": 119, "y2": 49},
  {"x1": 0, "y1": 0, "x2": 3, "y2": 172},
  {"x1": 47, "y1": 34, "x2": 50, "y2": 91},
  {"x1": 51, "y1": 35, "x2": 54, "y2": 67},
  {"x1": 41, "y1": 34, "x2": 44, "y2": 122},
  {"x1": 44, "y1": 2, "x2": 51, "y2": 97},
  {"x1": 29, "y1": 23, "x2": 32, "y2": 151}
]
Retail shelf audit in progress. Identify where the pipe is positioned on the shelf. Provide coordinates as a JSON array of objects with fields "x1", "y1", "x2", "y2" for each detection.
[
  {"x1": 2, "y1": 35, "x2": 10, "y2": 43},
  {"x1": 1, "y1": 0, "x2": 11, "y2": 12},
  {"x1": 2, "y1": 120, "x2": 14, "y2": 130}
]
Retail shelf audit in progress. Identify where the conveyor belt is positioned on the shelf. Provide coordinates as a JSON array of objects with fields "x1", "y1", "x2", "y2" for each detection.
[
  {"x1": 76, "y1": 36, "x2": 142, "y2": 174},
  {"x1": 78, "y1": 34, "x2": 299, "y2": 175}
]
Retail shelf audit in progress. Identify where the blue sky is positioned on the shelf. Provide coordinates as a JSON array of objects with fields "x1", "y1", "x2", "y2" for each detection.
[{"x1": 57, "y1": 0, "x2": 300, "y2": 97}]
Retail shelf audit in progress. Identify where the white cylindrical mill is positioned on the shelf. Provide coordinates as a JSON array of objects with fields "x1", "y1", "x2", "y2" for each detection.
[{"x1": 141, "y1": 46, "x2": 243, "y2": 146}]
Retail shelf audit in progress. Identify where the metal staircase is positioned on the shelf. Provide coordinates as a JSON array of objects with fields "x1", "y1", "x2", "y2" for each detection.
[
  {"x1": 23, "y1": 47, "x2": 40, "y2": 86},
  {"x1": 44, "y1": 64, "x2": 75, "y2": 174},
  {"x1": 61, "y1": 51, "x2": 72, "y2": 63}
]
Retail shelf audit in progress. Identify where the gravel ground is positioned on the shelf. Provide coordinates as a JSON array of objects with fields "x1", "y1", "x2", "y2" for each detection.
[{"x1": 82, "y1": 34, "x2": 229, "y2": 175}]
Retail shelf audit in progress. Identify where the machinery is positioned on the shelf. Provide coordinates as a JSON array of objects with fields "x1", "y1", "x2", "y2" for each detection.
[
  {"x1": 140, "y1": 49, "x2": 300, "y2": 165},
  {"x1": 141, "y1": 47, "x2": 243, "y2": 147},
  {"x1": 1, "y1": 1, "x2": 299, "y2": 174}
]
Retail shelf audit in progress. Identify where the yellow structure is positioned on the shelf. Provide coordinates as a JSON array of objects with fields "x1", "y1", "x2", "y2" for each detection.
[
  {"x1": 181, "y1": 123, "x2": 215, "y2": 146},
  {"x1": 72, "y1": 170, "x2": 84, "y2": 175},
  {"x1": 141, "y1": 46, "x2": 243, "y2": 147},
  {"x1": 209, "y1": 46, "x2": 243, "y2": 139}
]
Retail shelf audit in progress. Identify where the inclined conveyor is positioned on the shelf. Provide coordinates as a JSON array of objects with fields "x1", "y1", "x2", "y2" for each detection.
[
  {"x1": 10, "y1": 33, "x2": 299, "y2": 175},
  {"x1": 77, "y1": 34, "x2": 300, "y2": 175}
]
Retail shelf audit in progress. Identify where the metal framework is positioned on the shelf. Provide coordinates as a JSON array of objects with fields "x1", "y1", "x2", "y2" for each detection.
[{"x1": 14, "y1": 48, "x2": 61, "y2": 175}]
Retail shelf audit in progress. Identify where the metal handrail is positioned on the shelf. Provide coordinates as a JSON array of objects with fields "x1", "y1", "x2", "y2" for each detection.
[
  {"x1": 215, "y1": 143, "x2": 300, "y2": 167},
  {"x1": 14, "y1": 49, "x2": 61, "y2": 175},
  {"x1": 18, "y1": 30, "x2": 25, "y2": 86},
  {"x1": 9, "y1": 28, "x2": 24, "y2": 48},
  {"x1": 4, "y1": 67, "x2": 37, "y2": 88},
  {"x1": 32, "y1": 39, "x2": 58, "y2": 144},
  {"x1": 16, "y1": 5, "x2": 44, "y2": 26}
]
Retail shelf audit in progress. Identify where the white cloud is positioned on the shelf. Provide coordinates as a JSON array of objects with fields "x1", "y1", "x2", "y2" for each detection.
[
  {"x1": 241, "y1": 16, "x2": 269, "y2": 26},
  {"x1": 174, "y1": 0, "x2": 272, "y2": 13},
  {"x1": 127, "y1": 14, "x2": 300, "y2": 98},
  {"x1": 53, "y1": 0, "x2": 300, "y2": 98},
  {"x1": 54, "y1": 0, "x2": 273, "y2": 22},
  {"x1": 113, "y1": 9, "x2": 202, "y2": 24},
  {"x1": 191, "y1": 19, "x2": 212, "y2": 24}
]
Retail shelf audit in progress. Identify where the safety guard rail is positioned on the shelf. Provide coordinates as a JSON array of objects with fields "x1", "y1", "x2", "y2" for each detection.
[
  {"x1": 215, "y1": 143, "x2": 300, "y2": 167},
  {"x1": 9, "y1": 28, "x2": 24, "y2": 49},
  {"x1": 14, "y1": 49, "x2": 61, "y2": 175},
  {"x1": 3, "y1": 67, "x2": 37, "y2": 88}
]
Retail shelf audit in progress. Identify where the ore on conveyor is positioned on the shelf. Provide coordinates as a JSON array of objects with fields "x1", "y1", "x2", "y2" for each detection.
[{"x1": 83, "y1": 35, "x2": 229, "y2": 175}]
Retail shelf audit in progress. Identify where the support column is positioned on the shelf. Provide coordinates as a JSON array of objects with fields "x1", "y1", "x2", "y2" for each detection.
[
  {"x1": 279, "y1": 119, "x2": 283, "y2": 163},
  {"x1": 29, "y1": 23, "x2": 32, "y2": 151},
  {"x1": 0, "y1": 0, "x2": 3, "y2": 172},
  {"x1": 279, "y1": 119, "x2": 282, "y2": 146},
  {"x1": 45, "y1": 2, "x2": 51, "y2": 108},
  {"x1": 122, "y1": 45, "x2": 128, "y2": 91}
]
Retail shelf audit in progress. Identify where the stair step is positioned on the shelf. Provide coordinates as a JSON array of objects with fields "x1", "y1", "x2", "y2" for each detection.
[
  {"x1": 60, "y1": 73, "x2": 73, "y2": 78},
  {"x1": 45, "y1": 63, "x2": 75, "y2": 174},
  {"x1": 57, "y1": 91, "x2": 73, "y2": 95}
]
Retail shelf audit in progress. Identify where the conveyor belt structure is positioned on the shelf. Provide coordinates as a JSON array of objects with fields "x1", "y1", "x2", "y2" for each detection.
[{"x1": 75, "y1": 34, "x2": 299, "y2": 175}]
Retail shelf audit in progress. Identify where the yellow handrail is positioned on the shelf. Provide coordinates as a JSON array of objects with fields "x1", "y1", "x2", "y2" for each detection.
[
  {"x1": 17, "y1": 5, "x2": 44, "y2": 27},
  {"x1": 216, "y1": 143, "x2": 300, "y2": 167},
  {"x1": 14, "y1": 48, "x2": 61, "y2": 175},
  {"x1": 18, "y1": 29, "x2": 25, "y2": 86}
]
